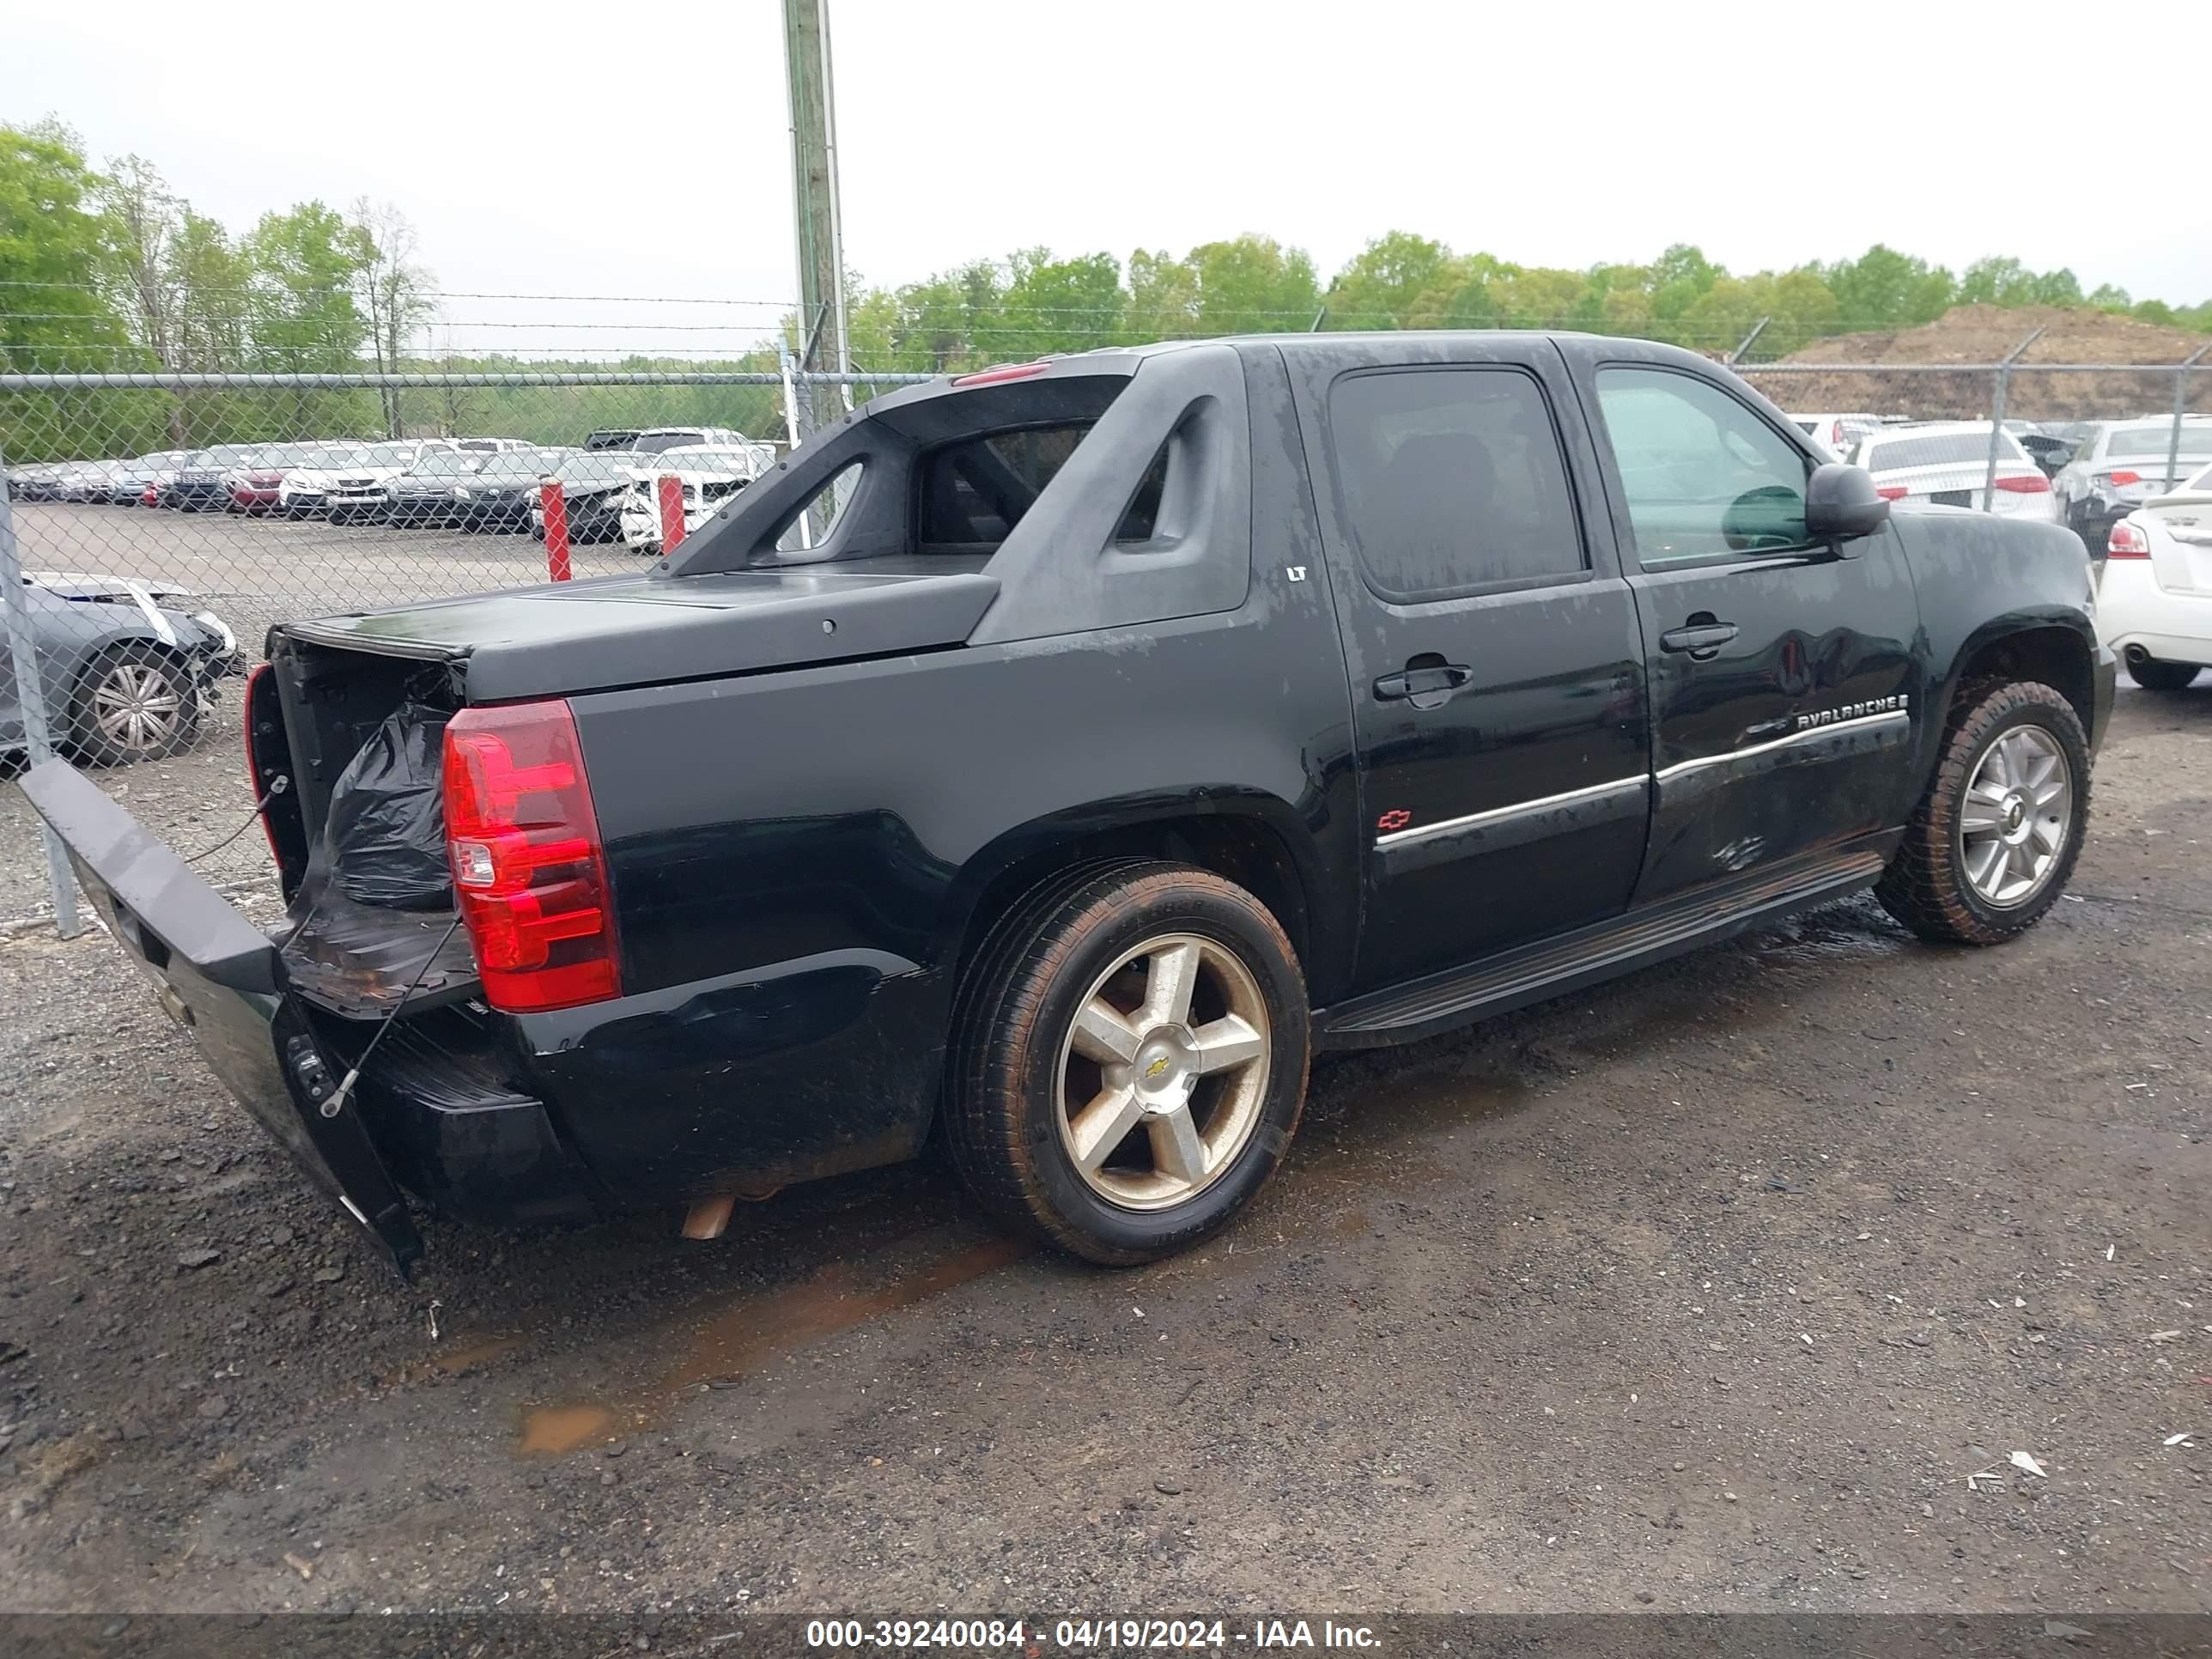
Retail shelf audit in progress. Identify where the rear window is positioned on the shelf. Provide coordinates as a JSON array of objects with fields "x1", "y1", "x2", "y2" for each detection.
[
  {"x1": 916, "y1": 422, "x2": 1162, "y2": 551},
  {"x1": 1862, "y1": 432, "x2": 2022, "y2": 471},
  {"x1": 635, "y1": 430, "x2": 709, "y2": 454},
  {"x1": 2109, "y1": 426, "x2": 2212, "y2": 459}
]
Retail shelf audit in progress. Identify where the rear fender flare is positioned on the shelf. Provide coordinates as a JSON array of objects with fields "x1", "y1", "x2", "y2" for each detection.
[{"x1": 934, "y1": 788, "x2": 1346, "y2": 1000}]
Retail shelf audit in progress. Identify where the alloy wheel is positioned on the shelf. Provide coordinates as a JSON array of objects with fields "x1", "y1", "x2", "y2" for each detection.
[
  {"x1": 1960, "y1": 726, "x2": 2071, "y2": 908},
  {"x1": 1054, "y1": 933, "x2": 1272, "y2": 1211}
]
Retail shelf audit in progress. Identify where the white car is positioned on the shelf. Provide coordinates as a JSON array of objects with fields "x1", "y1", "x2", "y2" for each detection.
[
  {"x1": 280, "y1": 439, "x2": 457, "y2": 522},
  {"x1": 1790, "y1": 411, "x2": 1887, "y2": 459},
  {"x1": 1847, "y1": 422, "x2": 2057, "y2": 521},
  {"x1": 2099, "y1": 456, "x2": 2212, "y2": 693},
  {"x1": 616, "y1": 442, "x2": 775, "y2": 550}
]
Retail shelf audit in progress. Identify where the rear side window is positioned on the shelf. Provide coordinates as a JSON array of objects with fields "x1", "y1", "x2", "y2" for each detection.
[
  {"x1": 1327, "y1": 367, "x2": 1586, "y2": 601},
  {"x1": 1861, "y1": 432, "x2": 2025, "y2": 471},
  {"x1": 917, "y1": 422, "x2": 1163, "y2": 551}
]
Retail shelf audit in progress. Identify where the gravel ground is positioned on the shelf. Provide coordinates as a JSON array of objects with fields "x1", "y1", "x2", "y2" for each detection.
[{"x1": 0, "y1": 686, "x2": 2208, "y2": 1622}]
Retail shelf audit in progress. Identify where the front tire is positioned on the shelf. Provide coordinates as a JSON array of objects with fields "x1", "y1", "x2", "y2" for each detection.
[
  {"x1": 1875, "y1": 679, "x2": 2089, "y2": 945},
  {"x1": 72, "y1": 646, "x2": 202, "y2": 766},
  {"x1": 945, "y1": 861, "x2": 1310, "y2": 1265},
  {"x1": 2125, "y1": 657, "x2": 2199, "y2": 693}
]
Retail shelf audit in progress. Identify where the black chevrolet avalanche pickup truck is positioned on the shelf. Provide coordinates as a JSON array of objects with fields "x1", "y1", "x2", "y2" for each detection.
[{"x1": 21, "y1": 334, "x2": 2112, "y2": 1273}]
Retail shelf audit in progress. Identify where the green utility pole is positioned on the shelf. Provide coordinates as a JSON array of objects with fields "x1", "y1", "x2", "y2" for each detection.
[{"x1": 783, "y1": 0, "x2": 848, "y2": 416}]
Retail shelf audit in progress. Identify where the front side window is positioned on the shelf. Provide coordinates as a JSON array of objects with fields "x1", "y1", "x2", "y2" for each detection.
[
  {"x1": 1595, "y1": 367, "x2": 1812, "y2": 566},
  {"x1": 1327, "y1": 366, "x2": 1585, "y2": 601}
]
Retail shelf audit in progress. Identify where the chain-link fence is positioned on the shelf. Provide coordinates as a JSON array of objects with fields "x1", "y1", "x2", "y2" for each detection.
[
  {"x1": 4, "y1": 337, "x2": 2208, "y2": 933},
  {"x1": 0, "y1": 362, "x2": 927, "y2": 930}
]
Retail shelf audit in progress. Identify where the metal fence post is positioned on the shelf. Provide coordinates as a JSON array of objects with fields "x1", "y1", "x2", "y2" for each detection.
[
  {"x1": 2169, "y1": 345, "x2": 2209, "y2": 492},
  {"x1": 0, "y1": 459, "x2": 83, "y2": 938},
  {"x1": 1981, "y1": 330, "x2": 2044, "y2": 512},
  {"x1": 1726, "y1": 317, "x2": 1770, "y2": 367}
]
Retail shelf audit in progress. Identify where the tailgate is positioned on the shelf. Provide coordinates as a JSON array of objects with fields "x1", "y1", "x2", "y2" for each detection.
[{"x1": 18, "y1": 761, "x2": 424, "y2": 1273}]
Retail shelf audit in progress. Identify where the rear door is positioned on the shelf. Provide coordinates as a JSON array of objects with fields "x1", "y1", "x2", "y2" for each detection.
[
  {"x1": 1566, "y1": 348, "x2": 1927, "y2": 906},
  {"x1": 1285, "y1": 337, "x2": 1650, "y2": 993}
]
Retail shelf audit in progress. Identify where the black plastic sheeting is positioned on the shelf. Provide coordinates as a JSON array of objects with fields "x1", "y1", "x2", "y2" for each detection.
[{"x1": 319, "y1": 703, "x2": 452, "y2": 910}]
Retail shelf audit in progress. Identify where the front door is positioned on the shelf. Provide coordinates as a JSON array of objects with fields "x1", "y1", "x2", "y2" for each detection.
[
  {"x1": 1285, "y1": 338, "x2": 1651, "y2": 993},
  {"x1": 1566, "y1": 351, "x2": 1927, "y2": 905}
]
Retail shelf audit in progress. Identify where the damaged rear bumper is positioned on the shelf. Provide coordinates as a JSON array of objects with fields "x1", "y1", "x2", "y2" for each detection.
[
  {"x1": 17, "y1": 760, "x2": 427, "y2": 1273},
  {"x1": 19, "y1": 758, "x2": 950, "y2": 1265}
]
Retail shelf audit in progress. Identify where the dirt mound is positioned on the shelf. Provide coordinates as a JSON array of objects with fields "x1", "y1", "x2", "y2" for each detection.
[{"x1": 1748, "y1": 304, "x2": 2208, "y2": 422}]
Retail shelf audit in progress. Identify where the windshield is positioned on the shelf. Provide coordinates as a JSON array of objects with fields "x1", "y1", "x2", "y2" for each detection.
[
  {"x1": 410, "y1": 452, "x2": 477, "y2": 477},
  {"x1": 311, "y1": 445, "x2": 381, "y2": 467},
  {"x1": 556, "y1": 453, "x2": 641, "y2": 486},
  {"x1": 472, "y1": 452, "x2": 550, "y2": 478},
  {"x1": 1860, "y1": 431, "x2": 2024, "y2": 471},
  {"x1": 2108, "y1": 426, "x2": 2212, "y2": 460},
  {"x1": 658, "y1": 447, "x2": 763, "y2": 476},
  {"x1": 634, "y1": 429, "x2": 726, "y2": 454}
]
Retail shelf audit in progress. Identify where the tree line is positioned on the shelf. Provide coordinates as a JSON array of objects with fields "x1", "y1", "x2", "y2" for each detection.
[{"x1": 4, "y1": 118, "x2": 2209, "y2": 462}]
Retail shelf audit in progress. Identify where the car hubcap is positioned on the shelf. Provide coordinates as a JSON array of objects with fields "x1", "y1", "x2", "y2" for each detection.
[
  {"x1": 93, "y1": 663, "x2": 182, "y2": 753},
  {"x1": 1054, "y1": 933, "x2": 1271, "y2": 1211},
  {"x1": 1960, "y1": 726, "x2": 2070, "y2": 908}
]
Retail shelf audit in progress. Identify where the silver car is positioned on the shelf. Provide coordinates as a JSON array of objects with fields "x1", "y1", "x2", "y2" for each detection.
[
  {"x1": 2053, "y1": 417, "x2": 2212, "y2": 553},
  {"x1": 2, "y1": 574, "x2": 238, "y2": 765}
]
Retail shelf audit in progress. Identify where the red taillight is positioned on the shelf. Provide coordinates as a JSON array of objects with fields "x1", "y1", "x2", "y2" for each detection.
[
  {"x1": 951, "y1": 360, "x2": 1052, "y2": 386},
  {"x1": 243, "y1": 663, "x2": 283, "y2": 868},
  {"x1": 441, "y1": 700, "x2": 620, "y2": 1012},
  {"x1": 1875, "y1": 484, "x2": 1909, "y2": 501},
  {"x1": 1994, "y1": 473, "x2": 2050, "y2": 494},
  {"x1": 2108, "y1": 470, "x2": 2142, "y2": 487},
  {"x1": 2106, "y1": 520, "x2": 2151, "y2": 557}
]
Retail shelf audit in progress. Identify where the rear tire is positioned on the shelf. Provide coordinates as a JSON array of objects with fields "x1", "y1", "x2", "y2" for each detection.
[
  {"x1": 1875, "y1": 679, "x2": 2089, "y2": 946},
  {"x1": 2125, "y1": 657, "x2": 2199, "y2": 693},
  {"x1": 944, "y1": 861, "x2": 1310, "y2": 1265}
]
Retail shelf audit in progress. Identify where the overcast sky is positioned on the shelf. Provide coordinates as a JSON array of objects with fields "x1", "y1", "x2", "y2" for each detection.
[{"x1": 11, "y1": 0, "x2": 2206, "y2": 359}]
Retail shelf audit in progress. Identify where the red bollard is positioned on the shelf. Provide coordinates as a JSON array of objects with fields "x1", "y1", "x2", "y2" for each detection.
[
  {"x1": 541, "y1": 480, "x2": 571, "y2": 582},
  {"x1": 656, "y1": 473, "x2": 687, "y2": 554}
]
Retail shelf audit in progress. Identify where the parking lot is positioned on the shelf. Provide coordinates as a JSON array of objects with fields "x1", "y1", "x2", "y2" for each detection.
[
  {"x1": 7, "y1": 502, "x2": 644, "y2": 715},
  {"x1": 1, "y1": 674, "x2": 2206, "y2": 1619}
]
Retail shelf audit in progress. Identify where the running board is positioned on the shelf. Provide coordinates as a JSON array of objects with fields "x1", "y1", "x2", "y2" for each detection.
[{"x1": 1315, "y1": 842, "x2": 1892, "y2": 1050}]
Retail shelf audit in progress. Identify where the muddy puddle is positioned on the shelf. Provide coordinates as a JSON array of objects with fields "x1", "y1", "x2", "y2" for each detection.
[{"x1": 517, "y1": 1233, "x2": 1027, "y2": 1455}]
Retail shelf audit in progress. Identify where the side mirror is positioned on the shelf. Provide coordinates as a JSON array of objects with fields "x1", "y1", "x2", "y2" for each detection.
[{"x1": 1805, "y1": 462, "x2": 1890, "y2": 545}]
